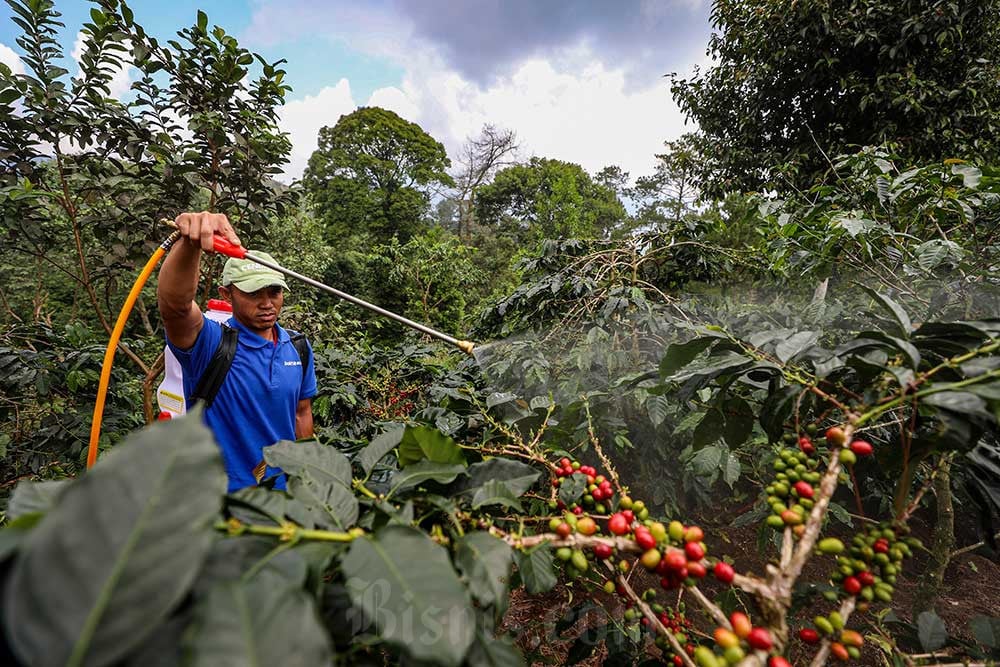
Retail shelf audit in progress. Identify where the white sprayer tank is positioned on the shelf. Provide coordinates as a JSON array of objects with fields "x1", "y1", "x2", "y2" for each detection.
[{"x1": 156, "y1": 299, "x2": 233, "y2": 420}]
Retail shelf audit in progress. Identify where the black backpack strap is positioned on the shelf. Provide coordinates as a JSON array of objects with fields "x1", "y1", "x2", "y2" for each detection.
[
  {"x1": 289, "y1": 332, "x2": 310, "y2": 379},
  {"x1": 190, "y1": 326, "x2": 238, "y2": 409}
]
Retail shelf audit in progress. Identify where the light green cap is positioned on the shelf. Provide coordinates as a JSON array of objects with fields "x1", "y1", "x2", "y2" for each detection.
[{"x1": 221, "y1": 252, "x2": 289, "y2": 293}]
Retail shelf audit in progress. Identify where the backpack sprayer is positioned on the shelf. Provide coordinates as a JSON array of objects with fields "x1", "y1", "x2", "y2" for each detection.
[{"x1": 86, "y1": 220, "x2": 477, "y2": 469}]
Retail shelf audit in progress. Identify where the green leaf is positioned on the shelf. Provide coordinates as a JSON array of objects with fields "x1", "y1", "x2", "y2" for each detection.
[
  {"x1": 460, "y1": 458, "x2": 539, "y2": 498},
  {"x1": 398, "y1": 424, "x2": 466, "y2": 467},
  {"x1": 690, "y1": 445, "x2": 723, "y2": 478},
  {"x1": 952, "y1": 163, "x2": 982, "y2": 188},
  {"x1": 693, "y1": 409, "x2": 725, "y2": 449},
  {"x1": 263, "y1": 439, "x2": 351, "y2": 486},
  {"x1": 774, "y1": 330, "x2": 819, "y2": 363},
  {"x1": 558, "y1": 472, "x2": 588, "y2": 506},
  {"x1": 389, "y1": 461, "x2": 466, "y2": 495},
  {"x1": 6, "y1": 479, "x2": 69, "y2": 520},
  {"x1": 720, "y1": 449, "x2": 741, "y2": 488},
  {"x1": 196, "y1": 9, "x2": 208, "y2": 31},
  {"x1": 184, "y1": 578, "x2": 332, "y2": 666},
  {"x1": 472, "y1": 480, "x2": 523, "y2": 511},
  {"x1": 923, "y1": 391, "x2": 991, "y2": 418},
  {"x1": 970, "y1": 615, "x2": 1000, "y2": 648},
  {"x1": 659, "y1": 337, "x2": 715, "y2": 378},
  {"x1": 343, "y1": 526, "x2": 475, "y2": 666},
  {"x1": 287, "y1": 475, "x2": 359, "y2": 529},
  {"x1": 646, "y1": 394, "x2": 670, "y2": 427},
  {"x1": 859, "y1": 286, "x2": 912, "y2": 337},
  {"x1": 917, "y1": 610, "x2": 948, "y2": 651},
  {"x1": 465, "y1": 630, "x2": 524, "y2": 667},
  {"x1": 358, "y1": 424, "x2": 404, "y2": 475},
  {"x1": 4, "y1": 415, "x2": 226, "y2": 667},
  {"x1": 722, "y1": 396, "x2": 754, "y2": 447},
  {"x1": 454, "y1": 532, "x2": 513, "y2": 609},
  {"x1": 513, "y1": 544, "x2": 557, "y2": 594}
]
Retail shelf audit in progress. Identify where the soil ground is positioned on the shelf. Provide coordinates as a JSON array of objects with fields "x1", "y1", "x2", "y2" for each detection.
[{"x1": 503, "y1": 507, "x2": 1000, "y2": 666}]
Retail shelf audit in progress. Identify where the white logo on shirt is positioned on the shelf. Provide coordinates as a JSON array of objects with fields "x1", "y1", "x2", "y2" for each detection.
[{"x1": 284, "y1": 360, "x2": 302, "y2": 366}]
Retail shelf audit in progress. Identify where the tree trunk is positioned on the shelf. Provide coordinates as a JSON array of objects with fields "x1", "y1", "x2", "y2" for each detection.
[{"x1": 913, "y1": 457, "x2": 954, "y2": 614}]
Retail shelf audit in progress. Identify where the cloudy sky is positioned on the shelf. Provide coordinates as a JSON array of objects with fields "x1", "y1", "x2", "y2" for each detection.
[{"x1": 0, "y1": 0, "x2": 712, "y2": 183}]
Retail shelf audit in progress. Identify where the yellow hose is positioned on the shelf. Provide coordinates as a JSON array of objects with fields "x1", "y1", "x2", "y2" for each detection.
[{"x1": 86, "y1": 232, "x2": 181, "y2": 469}]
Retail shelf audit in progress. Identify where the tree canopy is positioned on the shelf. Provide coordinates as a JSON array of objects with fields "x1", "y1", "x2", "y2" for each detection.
[
  {"x1": 671, "y1": 0, "x2": 1000, "y2": 196},
  {"x1": 474, "y1": 157, "x2": 627, "y2": 243},
  {"x1": 303, "y1": 107, "x2": 453, "y2": 248}
]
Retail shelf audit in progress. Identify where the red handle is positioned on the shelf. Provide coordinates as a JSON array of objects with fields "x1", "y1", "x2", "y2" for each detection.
[{"x1": 212, "y1": 236, "x2": 247, "y2": 259}]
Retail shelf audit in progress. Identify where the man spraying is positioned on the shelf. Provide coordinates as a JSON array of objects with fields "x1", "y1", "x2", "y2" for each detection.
[{"x1": 157, "y1": 211, "x2": 316, "y2": 492}]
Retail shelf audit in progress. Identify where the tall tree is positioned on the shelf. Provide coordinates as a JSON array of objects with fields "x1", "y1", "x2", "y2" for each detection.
[
  {"x1": 450, "y1": 124, "x2": 519, "y2": 242},
  {"x1": 303, "y1": 107, "x2": 453, "y2": 248},
  {"x1": 632, "y1": 133, "x2": 702, "y2": 230},
  {"x1": 671, "y1": 0, "x2": 1000, "y2": 196},
  {"x1": 475, "y1": 157, "x2": 627, "y2": 242}
]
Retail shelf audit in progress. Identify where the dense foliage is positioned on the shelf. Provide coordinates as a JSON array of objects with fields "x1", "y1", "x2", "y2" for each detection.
[
  {"x1": 671, "y1": 0, "x2": 1000, "y2": 196},
  {"x1": 1, "y1": 1, "x2": 1000, "y2": 666}
]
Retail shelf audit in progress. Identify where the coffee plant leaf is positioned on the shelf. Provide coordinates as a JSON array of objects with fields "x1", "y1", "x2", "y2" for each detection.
[
  {"x1": 970, "y1": 615, "x2": 1000, "y2": 649},
  {"x1": 4, "y1": 415, "x2": 226, "y2": 667},
  {"x1": 658, "y1": 336, "x2": 715, "y2": 379},
  {"x1": 358, "y1": 424, "x2": 405, "y2": 476},
  {"x1": 465, "y1": 630, "x2": 524, "y2": 667},
  {"x1": 343, "y1": 525, "x2": 475, "y2": 666},
  {"x1": 263, "y1": 439, "x2": 351, "y2": 486},
  {"x1": 918, "y1": 610, "x2": 948, "y2": 652},
  {"x1": 193, "y1": 536, "x2": 309, "y2": 598},
  {"x1": 225, "y1": 487, "x2": 297, "y2": 526},
  {"x1": 120, "y1": 609, "x2": 190, "y2": 667},
  {"x1": 183, "y1": 578, "x2": 332, "y2": 667},
  {"x1": 558, "y1": 472, "x2": 588, "y2": 506},
  {"x1": 6, "y1": 479, "x2": 69, "y2": 521},
  {"x1": 454, "y1": 531, "x2": 513, "y2": 610},
  {"x1": 774, "y1": 330, "x2": 819, "y2": 363},
  {"x1": 513, "y1": 544, "x2": 557, "y2": 594},
  {"x1": 859, "y1": 286, "x2": 912, "y2": 338},
  {"x1": 389, "y1": 461, "x2": 467, "y2": 496},
  {"x1": 472, "y1": 480, "x2": 524, "y2": 511},
  {"x1": 457, "y1": 458, "x2": 540, "y2": 498},
  {"x1": 287, "y1": 474, "x2": 359, "y2": 530},
  {"x1": 398, "y1": 425, "x2": 466, "y2": 467},
  {"x1": 646, "y1": 394, "x2": 670, "y2": 427}
]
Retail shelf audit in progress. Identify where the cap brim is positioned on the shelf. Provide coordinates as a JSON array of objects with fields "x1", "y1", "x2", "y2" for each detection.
[{"x1": 230, "y1": 276, "x2": 290, "y2": 293}]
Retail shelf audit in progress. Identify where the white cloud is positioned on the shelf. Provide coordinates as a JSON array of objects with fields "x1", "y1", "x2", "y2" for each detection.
[
  {"x1": 275, "y1": 48, "x2": 689, "y2": 184},
  {"x1": 0, "y1": 42, "x2": 24, "y2": 75},
  {"x1": 71, "y1": 31, "x2": 134, "y2": 99},
  {"x1": 277, "y1": 78, "x2": 357, "y2": 181}
]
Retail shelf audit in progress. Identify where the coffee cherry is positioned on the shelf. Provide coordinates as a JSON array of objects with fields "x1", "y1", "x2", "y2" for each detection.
[
  {"x1": 747, "y1": 627, "x2": 773, "y2": 650},
  {"x1": 858, "y1": 570, "x2": 875, "y2": 587},
  {"x1": 798, "y1": 627, "x2": 820, "y2": 643},
  {"x1": 794, "y1": 480, "x2": 815, "y2": 499},
  {"x1": 594, "y1": 543, "x2": 613, "y2": 560},
  {"x1": 849, "y1": 440, "x2": 873, "y2": 457},
  {"x1": 635, "y1": 529, "x2": 657, "y2": 551},
  {"x1": 640, "y1": 548, "x2": 662, "y2": 570},
  {"x1": 798, "y1": 436, "x2": 815, "y2": 455},
  {"x1": 687, "y1": 561, "x2": 707, "y2": 578},
  {"x1": 840, "y1": 629, "x2": 864, "y2": 648},
  {"x1": 830, "y1": 642, "x2": 850, "y2": 661},
  {"x1": 713, "y1": 627, "x2": 740, "y2": 649},
  {"x1": 664, "y1": 549, "x2": 687, "y2": 571},
  {"x1": 839, "y1": 449, "x2": 857, "y2": 465},
  {"x1": 685, "y1": 525, "x2": 704, "y2": 543},
  {"x1": 576, "y1": 517, "x2": 597, "y2": 535},
  {"x1": 817, "y1": 537, "x2": 845, "y2": 554},
  {"x1": 713, "y1": 561, "x2": 735, "y2": 584},
  {"x1": 843, "y1": 576, "x2": 862, "y2": 595},
  {"x1": 556, "y1": 523, "x2": 572, "y2": 539},
  {"x1": 826, "y1": 426, "x2": 847, "y2": 446},
  {"x1": 608, "y1": 513, "x2": 629, "y2": 535},
  {"x1": 730, "y1": 612, "x2": 751, "y2": 639},
  {"x1": 684, "y1": 541, "x2": 705, "y2": 561},
  {"x1": 668, "y1": 520, "x2": 685, "y2": 541},
  {"x1": 768, "y1": 657, "x2": 791, "y2": 667}
]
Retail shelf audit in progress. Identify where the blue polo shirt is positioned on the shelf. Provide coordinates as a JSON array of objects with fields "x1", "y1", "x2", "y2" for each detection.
[{"x1": 167, "y1": 315, "x2": 317, "y2": 492}]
